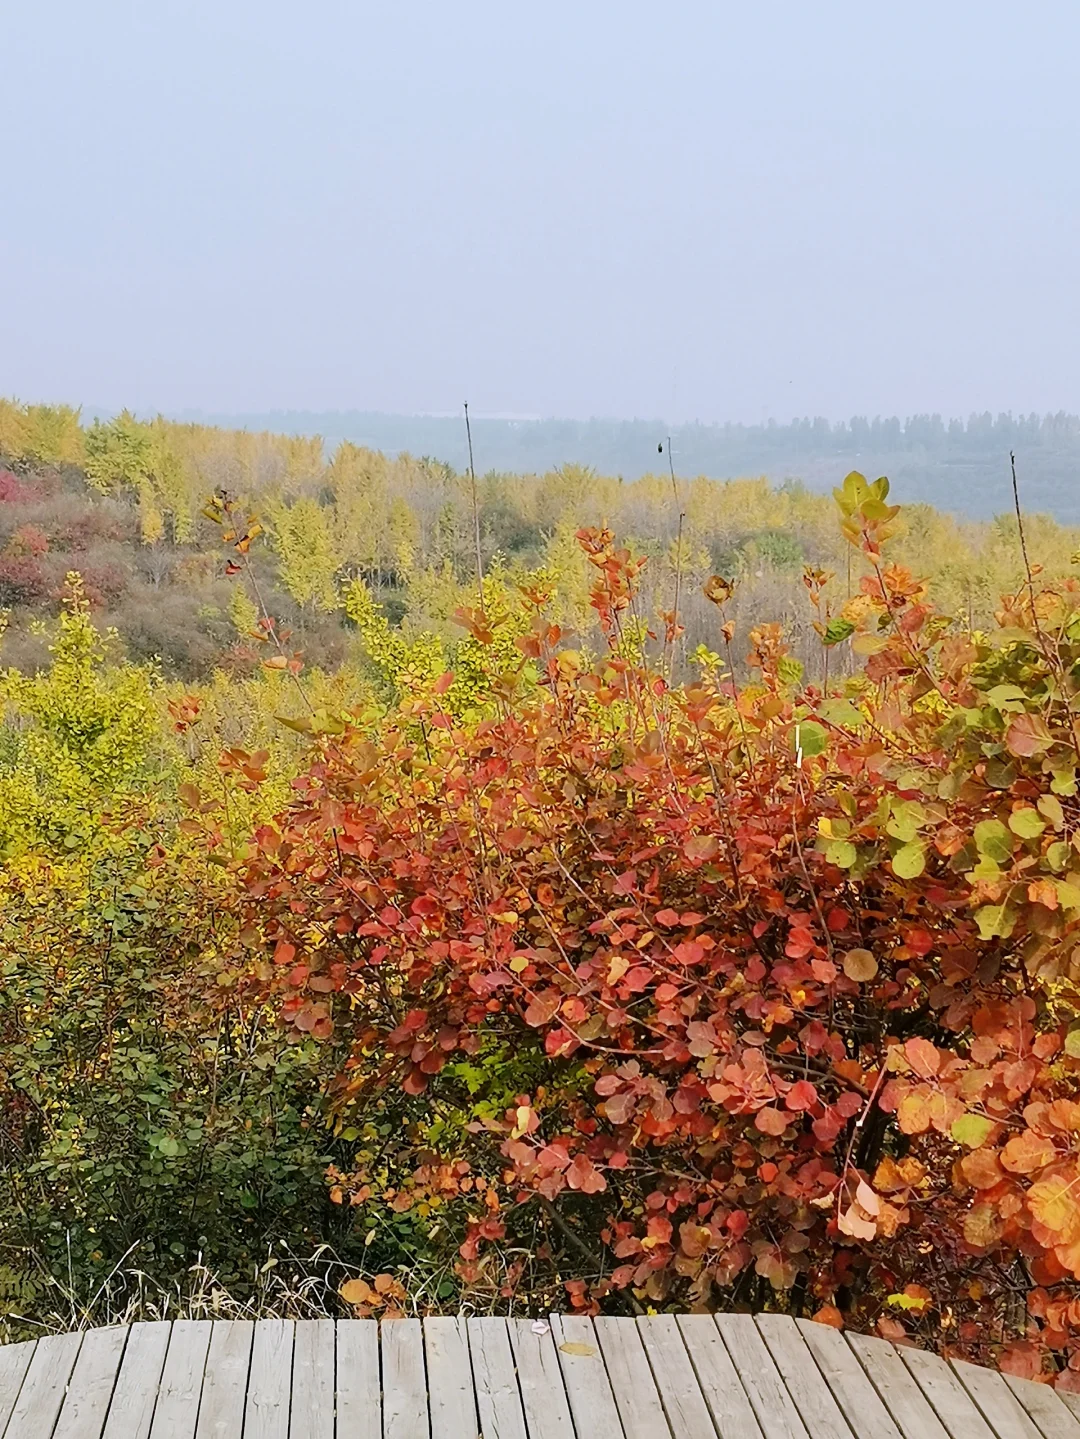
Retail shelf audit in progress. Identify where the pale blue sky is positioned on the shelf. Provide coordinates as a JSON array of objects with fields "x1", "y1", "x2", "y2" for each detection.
[{"x1": 4, "y1": 0, "x2": 1078, "y2": 423}]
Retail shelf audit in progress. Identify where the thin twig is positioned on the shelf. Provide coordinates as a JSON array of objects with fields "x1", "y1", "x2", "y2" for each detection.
[
  {"x1": 464, "y1": 402, "x2": 485, "y2": 613},
  {"x1": 536, "y1": 1196, "x2": 646, "y2": 1316},
  {"x1": 662, "y1": 437, "x2": 686, "y2": 677},
  {"x1": 1010, "y1": 449, "x2": 1044, "y2": 643}
]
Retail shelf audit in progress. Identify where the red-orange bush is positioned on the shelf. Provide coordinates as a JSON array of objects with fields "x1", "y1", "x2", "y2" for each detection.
[{"x1": 225, "y1": 474, "x2": 1080, "y2": 1382}]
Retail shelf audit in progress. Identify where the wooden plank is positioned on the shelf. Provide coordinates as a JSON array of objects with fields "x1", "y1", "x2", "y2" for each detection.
[
  {"x1": 506, "y1": 1320, "x2": 575, "y2": 1439},
  {"x1": 899, "y1": 1345, "x2": 996, "y2": 1439},
  {"x1": 101, "y1": 1322, "x2": 172, "y2": 1439},
  {"x1": 635, "y1": 1315, "x2": 716, "y2": 1439},
  {"x1": 676, "y1": 1314, "x2": 764, "y2": 1439},
  {"x1": 291, "y1": 1320, "x2": 335, "y2": 1439},
  {"x1": 0, "y1": 1341, "x2": 37, "y2": 1436},
  {"x1": 548, "y1": 1314, "x2": 624, "y2": 1439},
  {"x1": 754, "y1": 1315, "x2": 853, "y2": 1438},
  {"x1": 467, "y1": 1318, "x2": 527, "y2": 1439},
  {"x1": 1058, "y1": 1390, "x2": 1080, "y2": 1426},
  {"x1": 1004, "y1": 1374, "x2": 1080, "y2": 1439},
  {"x1": 592, "y1": 1316, "x2": 669, "y2": 1439},
  {"x1": 381, "y1": 1319, "x2": 428, "y2": 1439},
  {"x1": 336, "y1": 1321, "x2": 380, "y2": 1439},
  {"x1": 952, "y1": 1360, "x2": 1044, "y2": 1439},
  {"x1": 4, "y1": 1331, "x2": 83, "y2": 1439},
  {"x1": 148, "y1": 1319, "x2": 211, "y2": 1439},
  {"x1": 194, "y1": 1320, "x2": 253, "y2": 1439},
  {"x1": 714, "y1": 1313, "x2": 809, "y2": 1439},
  {"x1": 793, "y1": 1318, "x2": 902, "y2": 1439},
  {"x1": 424, "y1": 1318, "x2": 476, "y2": 1439},
  {"x1": 845, "y1": 1332, "x2": 949, "y2": 1439},
  {"x1": 245, "y1": 1319, "x2": 294, "y2": 1439},
  {"x1": 53, "y1": 1327, "x2": 128, "y2": 1439}
]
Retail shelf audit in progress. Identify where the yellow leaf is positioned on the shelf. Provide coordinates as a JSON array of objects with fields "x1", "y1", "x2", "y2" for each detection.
[
  {"x1": 607, "y1": 954, "x2": 630, "y2": 985},
  {"x1": 511, "y1": 1105, "x2": 532, "y2": 1139}
]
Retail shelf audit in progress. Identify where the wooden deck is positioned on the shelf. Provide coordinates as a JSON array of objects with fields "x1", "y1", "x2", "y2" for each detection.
[{"x1": 2, "y1": 1313, "x2": 1080, "y2": 1438}]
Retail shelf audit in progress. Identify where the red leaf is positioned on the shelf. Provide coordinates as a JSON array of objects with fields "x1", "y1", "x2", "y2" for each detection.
[
  {"x1": 785, "y1": 1080, "x2": 818, "y2": 1112},
  {"x1": 566, "y1": 1154, "x2": 607, "y2": 1194}
]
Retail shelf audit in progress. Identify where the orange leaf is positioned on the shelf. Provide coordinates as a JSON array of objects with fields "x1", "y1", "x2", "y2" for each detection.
[
  {"x1": 1029, "y1": 1173, "x2": 1080, "y2": 1239},
  {"x1": 897, "y1": 1091, "x2": 932, "y2": 1135},
  {"x1": 754, "y1": 1107, "x2": 789, "y2": 1136},
  {"x1": 904, "y1": 1037, "x2": 940, "y2": 1078},
  {"x1": 1000, "y1": 1130, "x2": 1058, "y2": 1175},
  {"x1": 960, "y1": 1149, "x2": 1005, "y2": 1190}
]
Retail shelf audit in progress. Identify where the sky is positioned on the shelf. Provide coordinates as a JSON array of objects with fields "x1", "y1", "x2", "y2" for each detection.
[{"x1": 3, "y1": 0, "x2": 1079, "y2": 425}]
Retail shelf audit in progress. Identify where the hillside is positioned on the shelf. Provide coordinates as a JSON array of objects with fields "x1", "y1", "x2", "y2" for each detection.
[
  {"x1": 187, "y1": 409, "x2": 1080, "y2": 521},
  {"x1": 1, "y1": 399, "x2": 1078, "y2": 679}
]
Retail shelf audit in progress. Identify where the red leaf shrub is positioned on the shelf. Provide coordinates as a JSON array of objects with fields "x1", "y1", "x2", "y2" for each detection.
[
  {"x1": 0, "y1": 554, "x2": 50, "y2": 606},
  {"x1": 0, "y1": 470, "x2": 38, "y2": 503},
  {"x1": 227, "y1": 476, "x2": 1080, "y2": 1379}
]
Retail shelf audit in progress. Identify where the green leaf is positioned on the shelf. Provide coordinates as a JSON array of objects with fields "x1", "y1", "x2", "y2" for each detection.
[
  {"x1": 818, "y1": 698, "x2": 864, "y2": 729},
  {"x1": 1046, "y1": 841, "x2": 1071, "y2": 873},
  {"x1": 822, "y1": 618, "x2": 856, "y2": 647},
  {"x1": 1052, "y1": 766, "x2": 1078, "y2": 796},
  {"x1": 951, "y1": 1113, "x2": 994, "y2": 1149},
  {"x1": 794, "y1": 721, "x2": 827, "y2": 758},
  {"x1": 1037, "y1": 793, "x2": 1065, "y2": 829},
  {"x1": 1056, "y1": 881, "x2": 1080, "y2": 912},
  {"x1": 984, "y1": 759, "x2": 1016, "y2": 790},
  {"x1": 1008, "y1": 807, "x2": 1045, "y2": 840},
  {"x1": 833, "y1": 471, "x2": 868, "y2": 515},
  {"x1": 974, "y1": 819, "x2": 1013, "y2": 865},
  {"x1": 970, "y1": 858, "x2": 1002, "y2": 881},
  {"x1": 985, "y1": 684, "x2": 1026, "y2": 709},
  {"x1": 974, "y1": 903, "x2": 1016, "y2": 940},
  {"x1": 777, "y1": 656, "x2": 804, "y2": 687},
  {"x1": 1065, "y1": 1029, "x2": 1080, "y2": 1059},
  {"x1": 886, "y1": 801, "x2": 925, "y2": 843},
  {"x1": 892, "y1": 842, "x2": 926, "y2": 879},
  {"x1": 825, "y1": 839, "x2": 858, "y2": 870},
  {"x1": 894, "y1": 770, "x2": 928, "y2": 793}
]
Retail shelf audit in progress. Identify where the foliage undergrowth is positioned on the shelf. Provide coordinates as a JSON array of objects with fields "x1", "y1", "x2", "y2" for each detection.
[{"x1": 6, "y1": 466, "x2": 1080, "y2": 1389}]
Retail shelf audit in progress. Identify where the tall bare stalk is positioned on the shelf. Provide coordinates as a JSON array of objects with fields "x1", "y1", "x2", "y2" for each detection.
[{"x1": 464, "y1": 402, "x2": 485, "y2": 613}]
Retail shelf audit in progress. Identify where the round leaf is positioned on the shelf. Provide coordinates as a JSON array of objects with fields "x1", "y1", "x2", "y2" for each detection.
[
  {"x1": 1008, "y1": 807, "x2": 1045, "y2": 840},
  {"x1": 951, "y1": 1113, "x2": 994, "y2": 1149},
  {"x1": 843, "y1": 948, "x2": 878, "y2": 982},
  {"x1": 825, "y1": 839, "x2": 857, "y2": 870},
  {"x1": 794, "y1": 721, "x2": 827, "y2": 758},
  {"x1": 974, "y1": 819, "x2": 1013, "y2": 864},
  {"x1": 891, "y1": 842, "x2": 925, "y2": 879}
]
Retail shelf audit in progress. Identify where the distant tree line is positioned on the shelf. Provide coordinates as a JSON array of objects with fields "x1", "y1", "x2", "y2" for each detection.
[{"x1": 181, "y1": 409, "x2": 1080, "y2": 520}]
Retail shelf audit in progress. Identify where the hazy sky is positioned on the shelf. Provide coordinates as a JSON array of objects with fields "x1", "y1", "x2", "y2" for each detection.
[{"x1": 4, "y1": 1, "x2": 1079, "y2": 423}]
